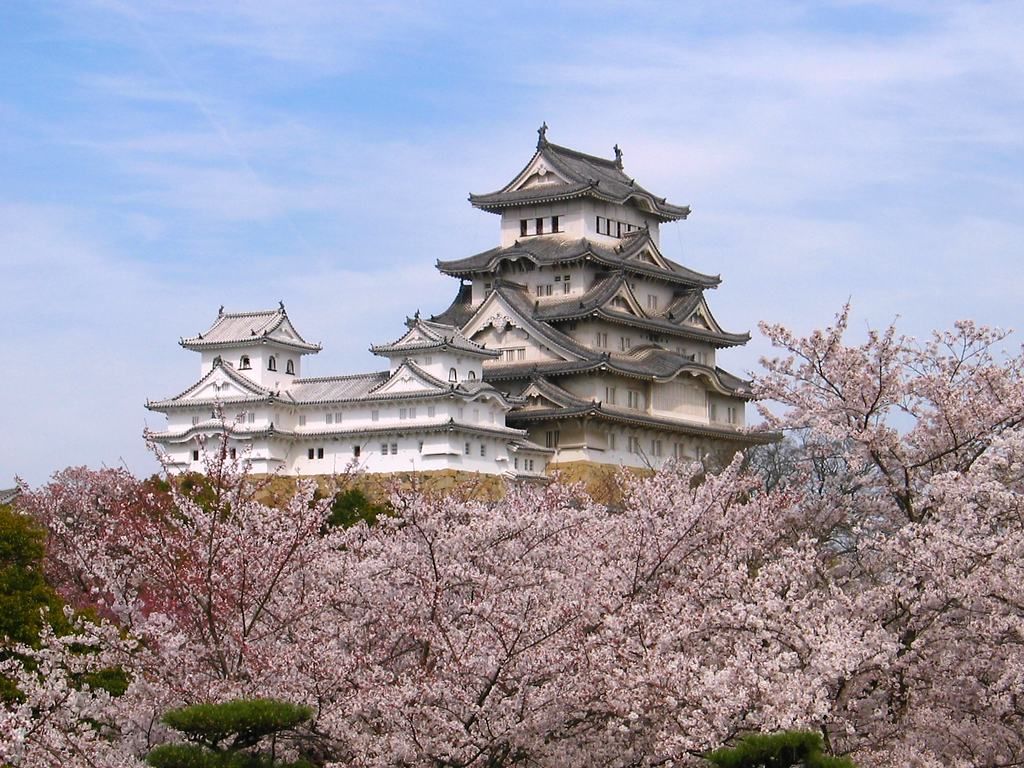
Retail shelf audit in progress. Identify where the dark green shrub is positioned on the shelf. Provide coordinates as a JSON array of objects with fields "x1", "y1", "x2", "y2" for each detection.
[{"x1": 705, "y1": 730, "x2": 856, "y2": 768}]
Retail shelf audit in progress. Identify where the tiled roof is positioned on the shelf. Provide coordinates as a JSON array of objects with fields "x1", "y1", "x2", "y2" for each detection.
[
  {"x1": 437, "y1": 231, "x2": 720, "y2": 289},
  {"x1": 371, "y1": 316, "x2": 499, "y2": 358},
  {"x1": 430, "y1": 282, "x2": 475, "y2": 327},
  {"x1": 511, "y1": 377, "x2": 770, "y2": 443},
  {"x1": 0, "y1": 487, "x2": 19, "y2": 505},
  {"x1": 532, "y1": 274, "x2": 750, "y2": 347},
  {"x1": 469, "y1": 136, "x2": 690, "y2": 222},
  {"x1": 182, "y1": 306, "x2": 321, "y2": 352},
  {"x1": 147, "y1": 361, "x2": 275, "y2": 411},
  {"x1": 486, "y1": 348, "x2": 753, "y2": 397},
  {"x1": 291, "y1": 371, "x2": 390, "y2": 403}
]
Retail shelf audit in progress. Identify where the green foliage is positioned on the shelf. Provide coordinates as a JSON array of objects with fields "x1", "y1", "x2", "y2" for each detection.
[
  {"x1": 149, "y1": 698, "x2": 315, "y2": 768},
  {"x1": 0, "y1": 503, "x2": 68, "y2": 645},
  {"x1": 146, "y1": 743, "x2": 313, "y2": 768},
  {"x1": 705, "y1": 731, "x2": 856, "y2": 768},
  {"x1": 324, "y1": 488, "x2": 385, "y2": 530}
]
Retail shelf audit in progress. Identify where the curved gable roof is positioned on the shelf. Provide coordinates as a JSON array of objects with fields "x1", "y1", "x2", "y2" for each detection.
[{"x1": 469, "y1": 133, "x2": 690, "y2": 222}]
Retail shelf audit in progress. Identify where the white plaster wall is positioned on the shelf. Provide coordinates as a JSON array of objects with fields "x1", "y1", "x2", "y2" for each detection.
[
  {"x1": 498, "y1": 200, "x2": 587, "y2": 247},
  {"x1": 198, "y1": 346, "x2": 303, "y2": 390},
  {"x1": 580, "y1": 200, "x2": 661, "y2": 247}
]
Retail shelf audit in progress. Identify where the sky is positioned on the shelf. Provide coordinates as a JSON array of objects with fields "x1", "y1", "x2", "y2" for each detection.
[{"x1": 2, "y1": 0, "x2": 1023, "y2": 485}]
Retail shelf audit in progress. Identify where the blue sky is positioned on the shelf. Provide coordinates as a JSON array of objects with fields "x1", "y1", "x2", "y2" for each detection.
[{"x1": 3, "y1": 1, "x2": 1023, "y2": 485}]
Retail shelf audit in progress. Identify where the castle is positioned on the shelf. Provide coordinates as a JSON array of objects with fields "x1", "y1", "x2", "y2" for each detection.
[{"x1": 148, "y1": 128, "x2": 763, "y2": 477}]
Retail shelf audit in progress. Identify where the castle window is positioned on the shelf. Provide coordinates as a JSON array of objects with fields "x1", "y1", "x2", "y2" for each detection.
[
  {"x1": 484, "y1": 282, "x2": 492, "y2": 294},
  {"x1": 628, "y1": 436, "x2": 641, "y2": 454},
  {"x1": 353, "y1": 446, "x2": 361, "y2": 457},
  {"x1": 647, "y1": 295, "x2": 659, "y2": 311},
  {"x1": 229, "y1": 448, "x2": 237, "y2": 459},
  {"x1": 409, "y1": 407, "x2": 417, "y2": 419},
  {"x1": 709, "y1": 403, "x2": 719, "y2": 422},
  {"x1": 192, "y1": 450, "x2": 200, "y2": 461},
  {"x1": 545, "y1": 430, "x2": 560, "y2": 449},
  {"x1": 464, "y1": 442, "x2": 470, "y2": 455},
  {"x1": 335, "y1": 412, "x2": 343, "y2": 423},
  {"x1": 308, "y1": 448, "x2": 315, "y2": 460},
  {"x1": 608, "y1": 432, "x2": 616, "y2": 450},
  {"x1": 520, "y1": 219, "x2": 528, "y2": 237},
  {"x1": 268, "y1": 356, "x2": 277, "y2": 371},
  {"x1": 563, "y1": 274, "x2": 571, "y2": 294},
  {"x1": 248, "y1": 412, "x2": 255, "y2": 424},
  {"x1": 595, "y1": 332, "x2": 608, "y2": 348},
  {"x1": 467, "y1": 370, "x2": 476, "y2": 380},
  {"x1": 391, "y1": 443, "x2": 398, "y2": 454},
  {"x1": 192, "y1": 415, "x2": 200, "y2": 426},
  {"x1": 627, "y1": 390, "x2": 642, "y2": 409},
  {"x1": 298, "y1": 415, "x2": 307, "y2": 426},
  {"x1": 651, "y1": 440, "x2": 663, "y2": 457},
  {"x1": 371, "y1": 409, "x2": 379, "y2": 422},
  {"x1": 449, "y1": 367, "x2": 458, "y2": 382},
  {"x1": 380, "y1": 443, "x2": 388, "y2": 454},
  {"x1": 424, "y1": 356, "x2": 433, "y2": 365},
  {"x1": 526, "y1": 459, "x2": 534, "y2": 471},
  {"x1": 239, "y1": 355, "x2": 251, "y2": 370},
  {"x1": 326, "y1": 413, "x2": 333, "y2": 424},
  {"x1": 286, "y1": 359, "x2": 295, "y2": 375},
  {"x1": 514, "y1": 457, "x2": 519, "y2": 469},
  {"x1": 726, "y1": 406, "x2": 738, "y2": 425},
  {"x1": 400, "y1": 408, "x2": 407, "y2": 420},
  {"x1": 620, "y1": 337, "x2": 631, "y2": 351},
  {"x1": 428, "y1": 406, "x2": 436, "y2": 417},
  {"x1": 317, "y1": 447, "x2": 324, "y2": 459},
  {"x1": 604, "y1": 386, "x2": 616, "y2": 404},
  {"x1": 551, "y1": 215, "x2": 560, "y2": 232},
  {"x1": 480, "y1": 444, "x2": 487, "y2": 457},
  {"x1": 535, "y1": 217, "x2": 544, "y2": 235}
]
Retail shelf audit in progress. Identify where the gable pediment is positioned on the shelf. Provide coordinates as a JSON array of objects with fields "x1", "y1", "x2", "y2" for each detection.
[
  {"x1": 178, "y1": 366, "x2": 266, "y2": 403},
  {"x1": 462, "y1": 292, "x2": 576, "y2": 362},
  {"x1": 371, "y1": 363, "x2": 446, "y2": 395},
  {"x1": 512, "y1": 156, "x2": 570, "y2": 191}
]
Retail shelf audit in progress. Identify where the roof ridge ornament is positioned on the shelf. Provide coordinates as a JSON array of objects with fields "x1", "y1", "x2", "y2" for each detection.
[
  {"x1": 218, "y1": 305, "x2": 224, "y2": 316},
  {"x1": 613, "y1": 144, "x2": 623, "y2": 169},
  {"x1": 278, "y1": 300, "x2": 286, "y2": 313},
  {"x1": 537, "y1": 121, "x2": 548, "y2": 148}
]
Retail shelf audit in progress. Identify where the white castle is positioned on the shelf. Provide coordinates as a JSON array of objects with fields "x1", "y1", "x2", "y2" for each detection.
[{"x1": 148, "y1": 128, "x2": 762, "y2": 477}]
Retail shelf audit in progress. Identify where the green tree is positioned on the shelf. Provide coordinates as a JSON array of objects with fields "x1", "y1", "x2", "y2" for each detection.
[
  {"x1": 706, "y1": 731, "x2": 856, "y2": 768},
  {"x1": 147, "y1": 698, "x2": 316, "y2": 768},
  {"x1": 324, "y1": 488, "x2": 386, "y2": 530}
]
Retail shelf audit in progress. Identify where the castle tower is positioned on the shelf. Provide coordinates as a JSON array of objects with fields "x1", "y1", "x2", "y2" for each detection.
[{"x1": 432, "y1": 127, "x2": 765, "y2": 468}]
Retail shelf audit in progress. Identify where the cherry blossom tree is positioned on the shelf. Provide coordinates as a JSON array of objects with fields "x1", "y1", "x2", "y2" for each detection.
[
  {"x1": 756, "y1": 306, "x2": 1024, "y2": 766},
  {"x1": 5, "y1": 306, "x2": 1023, "y2": 768}
]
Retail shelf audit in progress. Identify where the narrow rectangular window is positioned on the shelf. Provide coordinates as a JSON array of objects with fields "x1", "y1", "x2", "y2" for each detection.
[
  {"x1": 545, "y1": 430, "x2": 560, "y2": 448},
  {"x1": 308, "y1": 448, "x2": 315, "y2": 460},
  {"x1": 192, "y1": 415, "x2": 200, "y2": 426},
  {"x1": 326, "y1": 413, "x2": 333, "y2": 424},
  {"x1": 248, "y1": 412, "x2": 255, "y2": 424},
  {"x1": 545, "y1": 284, "x2": 552, "y2": 296},
  {"x1": 335, "y1": 412, "x2": 342, "y2": 424},
  {"x1": 514, "y1": 457, "x2": 519, "y2": 469},
  {"x1": 409, "y1": 407, "x2": 417, "y2": 419},
  {"x1": 390, "y1": 443, "x2": 398, "y2": 455},
  {"x1": 536, "y1": 285, "x2": 544, "y2": 297},
  {"x1": 608, "y1": 432, "x2": 616, "y2": 450},
  {"x1": 535, "y1": 217, "x2": 543, "y2": 235},
  {"x1": 192, "y1": 450, "x2": 199, "y2": 461},
  {"x1": 520, "y1": 219, "x2": 528, "y2": 237},
  {"x1": 555, "y1": 275, "x2": 561, "y2": 282},
  {"x1": 480, "y1": 444, "x2": 487, "y2": 457},
  {"x1": 229, "y1": 448, "x2": 237, "y2": 459},
  {"x1": 353, "y1": 445, "x2": 361, "y2": 457},
  {"x1": 517, "y1": 348, "x2": 525, "y2": 361},
  {"x1": 371, "y1": 409, "x2": 379, "y2": 422},
  {"x1": 709, "y1": 403, "x2": 718, "y2": 422},
  {"x1": 464, "y1": 442, "x2": 470, "y2": 455},
  {"x1": 604, "y1": 386, "x2": 616, "y2": 404},
  {"x1": 317, "y1": 447, "x2": 324, "y2": 459},
  {"x1": 428, "y1": 406, "x2": 436, "y2": 417},
  {"x1": 400, "y1": 408, "x2": 407, "y2": 420},
  {"x1": 380, "y1": 443, "x2": 388, "y2": 454},
  {"x1": 298, "y1": 414, "x2": 307, "y2": 426},
  {"x1": 551, "y1": 215, "x2": 559, "y2": 232}
]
